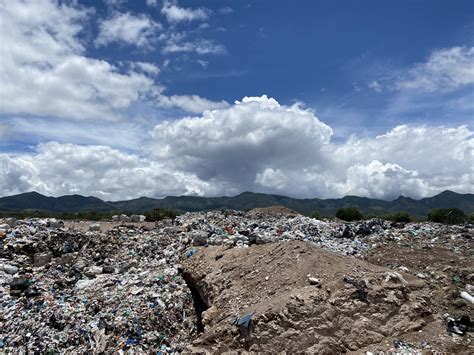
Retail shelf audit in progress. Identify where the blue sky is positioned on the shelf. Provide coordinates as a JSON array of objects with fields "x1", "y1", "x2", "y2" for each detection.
[
  {"x1": 0, "y1": 0, "x2": 472, "y2": 200},
  {"x1": 87, "y1": 0, "x2": 474, "y2": 139}
]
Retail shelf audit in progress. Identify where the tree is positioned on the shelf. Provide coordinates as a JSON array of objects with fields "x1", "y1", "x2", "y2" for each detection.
[
  {"x1": 427, "y1": 208, "x2": 466, "y2": 224},
  {"x1": 336, "y1": 207, "x2": 362, "y2": 221}
]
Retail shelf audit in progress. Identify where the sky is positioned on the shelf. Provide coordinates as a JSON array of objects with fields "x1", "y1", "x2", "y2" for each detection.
[{"x1": 0, "y1": 0, "x2": 473, "y2": 201}]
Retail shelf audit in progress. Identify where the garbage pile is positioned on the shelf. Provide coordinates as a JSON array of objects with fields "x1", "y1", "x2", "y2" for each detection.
[
  {"x1": 0, "y1": 209, "x2": 472, "y2": 352},
  {"x1": 175, "y1": 210, "x2": 472, "y2": 257},
  {"x1": 0, "y1": 219, "x2": 196, "y2": 353},
  {"x1": 111, "y1": 214, "x2": 146, "y2": 223}
]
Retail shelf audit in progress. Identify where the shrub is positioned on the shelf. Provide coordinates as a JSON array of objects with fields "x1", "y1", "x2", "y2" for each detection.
[
  {"x1": 310, "y1": 211, "x2": 322, "y2": 220},
  {"x1": 469, "y1": 212, "x2": 474, "y2": 223},
  {"x1": 336, "y1": 207, "x2": 362, "y2": 221},
  {"x1": 389, "y1": 211, "x2": 412, "y2": 223},
  {"x1": 427, "y1": 208, "x2": 466, "y2": 224}
]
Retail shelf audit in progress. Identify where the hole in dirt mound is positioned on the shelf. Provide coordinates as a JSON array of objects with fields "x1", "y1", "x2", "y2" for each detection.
[{"x1": 179, "y1": 268, "x2": 208, "y2": 333}]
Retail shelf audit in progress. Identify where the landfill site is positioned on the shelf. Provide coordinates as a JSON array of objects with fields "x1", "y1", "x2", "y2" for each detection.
[{"x1": 0, "y1": 207, "x2": 472, "y2": 353}]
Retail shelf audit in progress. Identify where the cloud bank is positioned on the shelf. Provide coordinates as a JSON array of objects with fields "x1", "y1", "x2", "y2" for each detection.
[{"x1": 1, "y1": 96, "x2": 472, "y2": 200}]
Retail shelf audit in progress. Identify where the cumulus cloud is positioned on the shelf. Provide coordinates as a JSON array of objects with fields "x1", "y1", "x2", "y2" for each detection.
[
  {"x1": 0, "y1": 142, "x2": 215, "y2": 200},
  {"x1": 1, "y1": 96, "x2": 472, "y2": 200},
  {"x1": 0, "y1": 0, "x2": 159, "y2": 121},
  {"x1": 157, "y1": 95, "x2": 229, "y2": 113},
  {"x1": 144, "y1": 96, "x2": 472, "y2": 199},
  {"x1": 255, "y1": 168, "x2": 289, "y2": 190},
  {"x1": 396, "y1": 46, "x2": 474, "y2": 92},
  {"x1": 161, "y1": 0, "x2": 209, "y2": 23},
  {"x1": 146, "y1": 95, "x2": 333, "y2": 192},
  {"x1": 95, "y1": 13, "x2": 161, "y2": 48}
]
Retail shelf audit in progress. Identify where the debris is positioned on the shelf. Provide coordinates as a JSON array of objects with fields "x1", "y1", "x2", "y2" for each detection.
[
  {"x1": 88, "y1": 223, "x2": 101, "y2": 232},
  {"x1": 460, "y1": 291, "x2": 474, "y2": 304},
  {"x1": 1, "y1": 211, "x2": 472, "y2": 353},
  {"x1": 445, "y1": 315, "x2": 471, "y2": 335},
  {"x1": 308, "y1": 277, "x2": 321, "y2": 287}
]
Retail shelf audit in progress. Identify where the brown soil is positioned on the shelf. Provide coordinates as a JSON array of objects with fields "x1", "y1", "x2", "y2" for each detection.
[{"x1": 181, "y1": 240, "x2": 473, "y2": 353}]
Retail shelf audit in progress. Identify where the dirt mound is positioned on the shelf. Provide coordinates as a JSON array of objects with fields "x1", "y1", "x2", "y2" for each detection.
[
  {"x1": 181, "y1": 240, "x2": 460, "y2": 353},
  {"x1": 248, "y1": 205, "x2": 300, "y2": 216}
]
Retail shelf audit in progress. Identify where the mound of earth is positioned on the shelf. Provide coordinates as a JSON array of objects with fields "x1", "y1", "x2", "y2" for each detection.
[{"x1": 181, "y1": 240, "x2": 471, "y2": 353}]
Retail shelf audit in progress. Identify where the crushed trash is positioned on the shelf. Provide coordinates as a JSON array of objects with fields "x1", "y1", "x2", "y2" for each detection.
[{"x1": 1, "y1": 210, "x2": 472, "y2": 352}]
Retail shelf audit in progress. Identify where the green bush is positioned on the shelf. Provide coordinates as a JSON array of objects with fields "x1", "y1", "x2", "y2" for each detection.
[
  {"x1": 469, "y1": 212, "x2": 474, "y2": 223},
  {"x1": 388, "y1": 211, "x2": 412, "y2": 223},
  {"x1": 336, "y1": 207, "x2": 362, "y2": 221},
  {"x1": 310, "y1": 211, "x2": 322, "y2": 220},
  {"x1": 427, "y1": 208, "x2": 466, "y2": 224}
]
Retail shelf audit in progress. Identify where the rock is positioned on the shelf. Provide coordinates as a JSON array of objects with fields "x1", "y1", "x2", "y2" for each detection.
[
  {"x1": 75, "y1": 279, "x2": 96, "y2": 291},
  {"x1": 10, "y1": 276, "x2": 29, "y2": 292},
  {"x1": 74, "y1": 259, "x2": 87, "y2": 271},
  {"x1": 102, "y1": 265, "x2": 115, "y2": 274},
  {"x1": 192, "y1": 231, "x2": 208, "y2": 246},
  {"x1": 84, "y1": 266, "x2": 103, "y2": 277},
  {"x1": 416, "y1": 273, "x2": 426, "y2": 279},
  {"x1": 1, "y1": 263, "x2": 19, "y2": 275},
  {"x1": 34, "y1": 252, "x2": 52, "y2": 267}
]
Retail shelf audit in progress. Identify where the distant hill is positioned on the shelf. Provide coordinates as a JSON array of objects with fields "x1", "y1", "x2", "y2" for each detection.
[{"x1": 0, "y1": 190, "x2": 473, "y2": 217}]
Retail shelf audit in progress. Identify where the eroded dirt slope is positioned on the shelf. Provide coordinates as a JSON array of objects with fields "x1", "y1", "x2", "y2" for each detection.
[{"x1": 181, "y1": 240, "x2": 472, "y2": 353}]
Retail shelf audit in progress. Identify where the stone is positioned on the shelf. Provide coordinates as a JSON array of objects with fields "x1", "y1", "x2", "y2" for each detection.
[
  {"x1": 84, "y1": 266, "x2": 103, "y2": 277},
  {"x1": 34, "y1": 252, "x2": 52, "y2": 267},
  {"x1": 10, "y1": 276, "x2": 29, "y2": 291},
  {"x1": 102, "y1": 265, "x2": 115, "y2": 274},
  {"x1": 1, "y1": 263, "x2": 19, "y2": 275},
  {"x1": 192, "y1": 231, "x2": 208, "y2": 246}
]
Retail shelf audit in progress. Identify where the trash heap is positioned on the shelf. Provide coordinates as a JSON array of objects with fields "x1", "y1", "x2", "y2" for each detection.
[
  {"x1": 0, "y1": 210, "x2": 472, "y2": 352},
  {"x1": 176, "y1": 210, "x2": 472, "y2": 257},
  {"x1": 0, "y1": 219, "x2": 196, "y2": 353}
]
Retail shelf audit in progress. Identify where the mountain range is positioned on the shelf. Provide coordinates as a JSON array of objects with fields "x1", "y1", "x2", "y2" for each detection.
[{"x1": 0, "y1": 190, "x2": 473, "y2": 217}]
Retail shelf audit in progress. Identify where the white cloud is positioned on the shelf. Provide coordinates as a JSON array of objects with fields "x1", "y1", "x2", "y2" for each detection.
[
  {"x1": 0, "y1": 0, "x2": 160, "y2": 121},
  {"x1": 157, "y1": 95, "x2": 229, "y2": 113},
  {"x1": 396, "y1": 46, "x2": 474, "y2": 92},
  {"x1": 255, "y1": 168, "x2": 288, "y2": 190},
  {"x1": 163, "y1": 39, "x2": 226, "y2": 55},
  {"x1": 0, "y1": 142, "x2": 215, "y2": 200},
  {"x1": 146, "y1": 0, "x2": 158, "y2": 6},
  {"x1": 144, "y1": 96, "x2": 473, "y2": 199},
  {"x1": 146, "y1": 95, "x2": 333, "y2": 194},
  {"x1": 197, "y1": 60, "x2": 209, "y2": 68},
  {"x1": 1, "y1": 95, "x2": 472, "y2": 200},
  {"x1": 161, "y1": 0, "x2": 209, "y2": 23},
  {"x1": 131, "y1": 61, "x2": 160, "y2": 76},
  {"x1": 95, "y1": 12, "x2": 161, "y2": 48},
  {"x1": 368, "y1": 80, "x2": 382, "y2": 92},
  {"x1": 218, "y1": 7, "x2": 233, "y2": 14}
]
